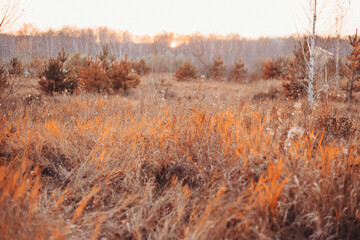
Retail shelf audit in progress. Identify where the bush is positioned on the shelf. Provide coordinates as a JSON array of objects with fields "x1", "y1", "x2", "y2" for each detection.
[
  {"x1": 261, "y1": 58, "x2": 287, "y2": 80},
  {"x1": 281, "y1": 80, "x2": 307, "y2": 99},
  {"x1": 314, "y1": 107, "x2": 356, "y2": 141},
  {"x1": 66, "y1": 52, "x2": 87, "y2": 76},
  {"x1": 38, "y1": 49, "x2": 78, "y2": 95},
  {"x1": 132, "y1": 58, "x2": 150, "y2": 76},
  {"x1": 109, "y1": 55, "x2": 141, "y2": 92},
  {"x1": 262, "y1": 59, "x2": 278, "y2": 79},
  {"x1": 174, "y1": 61, "x2": 197, "y2": 81},
  {"x1": 285, "y1": 41, "x2": 309, "y2": 82},
  {"x1": 8, "y1": 57, "x2": 24, "y2": 76},
  {"x1": 0, "y1": 62, "x2": 8, "y2": 94},
  {"x1": 78, "y1": 59, "x2": 110, "y2": 93},
  {"x1": 209, "y1": 57, "x2": 226, "y2": 81},
  {"x1": 230, "y1": 60, "x2": 247, "y2": 82},
  {"x1": 79, "y1": 50, "x2": 140, "y2": 94},
  {"x1": 27, "y1": 56, "x2": 44, "y2": 78}
]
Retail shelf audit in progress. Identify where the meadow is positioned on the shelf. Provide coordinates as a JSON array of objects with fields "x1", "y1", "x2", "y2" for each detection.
[{"x1": 1, "y1": 75, "x2": 360, "y2": 239}]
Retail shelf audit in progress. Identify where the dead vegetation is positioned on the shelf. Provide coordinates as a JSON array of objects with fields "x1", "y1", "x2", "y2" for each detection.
[{"x1": 1, "y1": 73, "x2": 360, "y2": 239}]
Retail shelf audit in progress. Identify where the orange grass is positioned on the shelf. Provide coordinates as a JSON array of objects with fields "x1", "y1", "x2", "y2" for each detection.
[{"x1": 0, "y1": 79, "x2": 360, "y2": 239}]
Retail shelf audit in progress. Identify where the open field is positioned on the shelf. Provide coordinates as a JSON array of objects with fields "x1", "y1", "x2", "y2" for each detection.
[{"x1": 1, "y1": 75, "x2": 360, "y2": 239}]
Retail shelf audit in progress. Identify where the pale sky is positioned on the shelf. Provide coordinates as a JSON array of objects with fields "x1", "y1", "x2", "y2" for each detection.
[{"x1": 13, "y1": 0, "x2": 360, "y2": 38}]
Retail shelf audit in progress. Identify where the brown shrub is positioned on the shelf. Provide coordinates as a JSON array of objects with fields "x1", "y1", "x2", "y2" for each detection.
[
  {"x1": 261, "y1": 58, "x2": 287, "y2": 80},
  {"x1": 132, "y1": 58, "x2": 150, "y2": 76},
  {"x1": 230, "y1": 60, "x2": 247, "y2": 82},
  {"x1": 209, "y1": 56, "x2": 226, "y2": 81},
  {"x1": 8, "y1": 57, "x2": 24, "y2": 76},
  {"x1": 0, "y1": 62, "x2": 8, "y2": 94},
  {"x1": 315, "y1": 109, "x2": 356, "y2": 141},
  {"x1": 174, "y1": 61, "x2": 197, "y2": 81},
  {"x1": 78, "y1": 59, "x2": 111, "y2": 93},
  {"x1": 282, "y1": 80, "x2": 307, "y2": 99},
  {"x1": 285, "y1": 41, "x2": 309, "y2": 82},
  {"x1": 108, "y1": 55, "x2": 141, "y2": 92},
  {"x1": 79, "y1": 53, "x2": 140, "y2": 93}
]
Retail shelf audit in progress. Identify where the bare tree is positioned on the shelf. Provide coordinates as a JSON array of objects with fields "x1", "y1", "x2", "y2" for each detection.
[
  {"x1": 0, "y1": 0, "x2": 22, "y2": 33},
  {"x1": 294, "y1": 0, "x2": 333, "y2": 108},
  {"x1": 188, "y1": 34, "x2": 215, "y2": 76},
  {"x1": 306, "y1": 0, "x2": 317, "y2": 109},
  {"x1": 0, "y1": 0, "x2": 24, "y2": 111}
]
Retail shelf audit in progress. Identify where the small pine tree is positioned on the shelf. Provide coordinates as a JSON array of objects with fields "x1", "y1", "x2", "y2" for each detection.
[
  {"x1": 209, "y1": 57, "x2": 226, "y2": 81},
  {"x1": 230, "y1": 60, "x2": 247, "y2": 82},
  {"x1": 285, "y1": 41, "x2": 309, "y2": 81},
  {"x1": 282, "y1": 41, "x2": 308, "y2": 99},
  {"x1": 79, "y1": 52, "x2": 141, "y2": 94},
  {"x1": 132, "y1": 58, "x2": 150, "y2": 76},
  {"x1": 38, "y1": 48, "x2": 77, "y2": 95},
  {"x1": 78, "y1": 58, "x2": 110, "y2": 93},
  {"x1": 108, "y1": 55, "x2": 141, "y2": 92},
  {"x1": 174, "y1": 61, "x2": 197, "y2": 81},
  {"x1": 345, "y1": 29, "x2": 360, "y2": 102},
  {"x1": 8, "y1": 57, "x2": 24, "y2": 76},
  {"x1": 261, "y1": 59, "x2": 282, "y2": 79},
  {"x1": 0, "y1": 62, "x2": 8, "y2": 94},
  {"x1": 98, "y1": 45, "x2": 114, "y2": 72}
]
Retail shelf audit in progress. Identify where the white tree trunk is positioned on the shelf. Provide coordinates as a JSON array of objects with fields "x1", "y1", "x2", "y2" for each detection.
[
  {"x1": 308, "y1": 0, "x2": 317, "y2": 109},
  {"x1": 335, "y1": 32, "x2": 340, "y2": 94}
]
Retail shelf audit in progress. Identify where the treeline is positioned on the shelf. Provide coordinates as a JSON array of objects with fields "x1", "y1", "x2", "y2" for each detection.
[{"x1": 0, "y1": 24, "x2": 352, "y2": 75}]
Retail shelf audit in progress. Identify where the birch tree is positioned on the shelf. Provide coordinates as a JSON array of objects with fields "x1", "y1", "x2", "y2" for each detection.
[
  {"x1": 294, "y1": 0, "x2": 329, "y2": 108},
  {"x1": 307, "y1": 0, "x2": 317, "y2": 109}
]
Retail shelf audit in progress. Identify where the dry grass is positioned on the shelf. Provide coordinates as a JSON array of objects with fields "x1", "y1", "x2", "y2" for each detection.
[{"x1": 1, "y1": 75, "x2": 360, "y2": 239}]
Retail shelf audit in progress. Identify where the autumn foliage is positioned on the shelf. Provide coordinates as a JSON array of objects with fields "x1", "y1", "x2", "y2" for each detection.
[{"x1": 174, "y1": 61, "x2": 197, "y2": 81}]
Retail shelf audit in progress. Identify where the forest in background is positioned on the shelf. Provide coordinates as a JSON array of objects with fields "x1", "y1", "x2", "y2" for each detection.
[{"x1": 0, "y1": 24, "x2": 353, "y2": 75}]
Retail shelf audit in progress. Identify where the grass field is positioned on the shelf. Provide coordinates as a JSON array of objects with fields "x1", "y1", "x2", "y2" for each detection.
[{"x1": 1, "y1": 75, "x2": 360, "y2": 239}]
